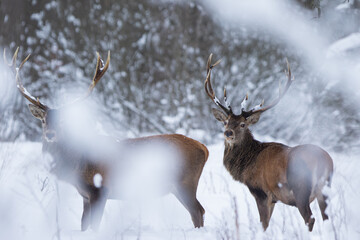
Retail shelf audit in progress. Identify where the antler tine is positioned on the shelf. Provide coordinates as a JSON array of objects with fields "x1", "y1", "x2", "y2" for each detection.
[
  {"x1": 3, "y1": 47, "x2": 19, "y2": 68},
  {"x1": 205, "y1": 53, "x2": 214, "y2": 99},
  {"x1": 204, "y1": 54, "x2": 232, "y2": 115},
  {"x1": 250, "y1": 58, "x2": 294, "y2": 114},
  {"x1": 5, "y1": 47, "x2": 49, "y2": 110},
  {"x1": 84, "y1": 50, "x2": 111, "y2": 98},
  {"x1": 223, "y1": 87, "x2": 232, "y2": 111},
  {"x1": 68, "y1": 51, "x2": 110, "y2": 106},
  {"x1": 249, "y1": 99, "x2": 264, "y2": 111},
  {"x1": 240, "y1": 93, "x2": 248, "y2": 111}
]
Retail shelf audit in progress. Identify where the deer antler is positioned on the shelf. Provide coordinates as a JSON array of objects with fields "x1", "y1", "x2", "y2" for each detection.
[
  {"x1": 4, "y1": 47, "x2": 49, "y2": 110},
  {"x1": 248, "y1": 59, "x2": 294, "y2": 115},
  {"x1": 205, "y1": 53, "x2": 233, "y2": 115},
  {"x1": 204, "y1": 54, "x2": 294, "y2": 118},
  {"x1": 4, "y1": 48, "x2": 110, "y2": 109},
  {"x1": 71, "y1": 51, "x2": 110, "y2": 104}
]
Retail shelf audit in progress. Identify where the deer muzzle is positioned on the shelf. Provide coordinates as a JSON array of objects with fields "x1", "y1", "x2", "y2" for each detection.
[{"x1": 224, "y1": 130, "x2": 235, "y2": 141}]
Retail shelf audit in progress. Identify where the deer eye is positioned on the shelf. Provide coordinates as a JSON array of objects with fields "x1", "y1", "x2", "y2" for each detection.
[{"x1": 240, "y1": 123, "x2": 245, "y2": 128}]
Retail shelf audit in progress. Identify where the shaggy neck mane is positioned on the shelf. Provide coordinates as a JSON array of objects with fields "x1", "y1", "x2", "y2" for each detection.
[{"x1": 223, "y1": 129, "x2": 264, "y2": 181}]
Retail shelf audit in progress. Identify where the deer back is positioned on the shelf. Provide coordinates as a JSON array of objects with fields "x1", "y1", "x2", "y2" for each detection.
[{"x1": 121, "y1": 134, "x2": 209, "y2": 182}]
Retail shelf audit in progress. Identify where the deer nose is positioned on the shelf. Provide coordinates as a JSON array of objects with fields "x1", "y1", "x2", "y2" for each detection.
[
  {"x1": 224, "y1": 130, "x2": 233, "y2": 138},
  {"x1": 46, "y1": 132, "x2": 56, "y2": 141}
]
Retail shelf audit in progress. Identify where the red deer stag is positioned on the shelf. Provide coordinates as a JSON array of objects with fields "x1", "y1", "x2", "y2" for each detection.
[
  {"x1": 204, "y1": 54, "x2": 333, "y2": 231},
  {"x1": 4, "y1": 48, "x2": 208, "y2": 230}
]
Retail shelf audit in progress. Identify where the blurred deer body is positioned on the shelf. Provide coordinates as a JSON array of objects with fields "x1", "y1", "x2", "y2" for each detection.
[
  {"x1": 43, "y1": 131, "x2": 208, "y2": 230},
  {"x1": 205, "y1": 54, "x2": 333, "y2": 231},
  {"x1": 5, "y1": 48, "x2": 208, "y2": 230}
]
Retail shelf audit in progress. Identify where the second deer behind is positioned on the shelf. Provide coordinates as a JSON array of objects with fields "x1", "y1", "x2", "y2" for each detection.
[{"x1": 5, "y1": 48, "x2": 208, "y2": 230}]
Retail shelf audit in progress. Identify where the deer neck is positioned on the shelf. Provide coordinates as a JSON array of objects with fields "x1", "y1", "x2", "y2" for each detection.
[
  {"x1": 42, "y1": 138, "x2": 84, "y2": 182},
  {"x1": 223, "y1": 129, "x2": 264, "y2": 182}
]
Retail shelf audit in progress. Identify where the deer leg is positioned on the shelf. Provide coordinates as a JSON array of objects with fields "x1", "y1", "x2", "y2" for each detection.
[
  {"x1": 249, "y1": 187, "x2": 272, "y2": 230},
  {"x1": 287, "y1": 158, "x2": 315, "y2": 231},
  {"x1": 81, "y1": 197, "x2": 91, "y2": 231},
  {"x1": 292, "y1": 185, "x2": 315, "y2": 231},
  {"x1": 254, "y1": 198, "x2": 267, "y2": 230},
  {"x1": 317, "y1": 193, "x2": 329, "y2": 221},
  {"x1": 253, "y1": 197, "x2": 274, "y2": 230},
  {"x1": 89, "y1": 187, "x2": 108, "y2": 231},
  {"x1": 172, "y1": 184, "x2": 205, "y2": 228},
  {"x1": 296, "y1": 200, "x2": 314, "y2": 231},
  {"x1": 269, "y1": 202, "x2": 275, "y2": 220}
]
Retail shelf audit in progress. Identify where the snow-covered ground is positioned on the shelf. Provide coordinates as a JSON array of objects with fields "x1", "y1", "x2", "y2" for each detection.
[{"x1": 0, "y1": 139, "x2": 359, "y2": 240}]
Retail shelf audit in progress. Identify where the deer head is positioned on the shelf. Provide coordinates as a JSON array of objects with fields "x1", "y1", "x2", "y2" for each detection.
[
  {"x1": 4, "y1": 47, "x2": 110, "y2": 142},
  {"x1": 205, "y1": 54, "x2": 294, "y2": 145}
]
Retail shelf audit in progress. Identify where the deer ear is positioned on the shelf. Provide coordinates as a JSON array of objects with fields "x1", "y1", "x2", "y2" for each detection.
[
  {"x1": 246, "y1": 112, "x2": 261, "y2": 125},
  {"x1": 211, "y1": 108, "x2": 228, "y2": 122},
  {"x1": 28, "y1": 104, "x2": 46, "y2": 120}
]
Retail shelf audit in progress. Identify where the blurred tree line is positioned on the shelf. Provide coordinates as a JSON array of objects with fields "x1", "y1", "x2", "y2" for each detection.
[{"x1": 0, "y1": 0, "x2": 359, "y2": 152}]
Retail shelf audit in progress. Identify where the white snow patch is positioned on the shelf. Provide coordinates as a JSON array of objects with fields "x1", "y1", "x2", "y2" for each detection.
[
  {"x1": 137, "y1": 34, "x2": 147, "y2": 48},
  {"x1": 326, "y1": 33, "x2": 360, "y2": 58},
  {"x1": 335, "y1": 2, "x2": 351, "y2": 10},
  {"x1": 67, "y1": 15, "x2": 81, "y2": 27},
  {"x1": 1, "y1": 139, "x2": 360, "y2": 239},
  {"x1": 30, "y1": 12, "x2": 44, "y2": 22},
  {"x1": 93, "y1": 173, "x2": 103, "y2": 188},
  {"x1": 26, "y1": 36, "x2": 37, "y2": 45},
  {"x1": 45, "y1": 1, "x2": 58, "y2": 10},
  {"x1": 231, "y1": 64, "x2": 239, "y2": 74}
]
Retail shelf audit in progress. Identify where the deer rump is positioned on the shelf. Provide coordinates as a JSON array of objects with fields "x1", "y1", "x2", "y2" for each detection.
[{"x1": 286, "y1": 144, "x2": 333, "y2": 205}]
